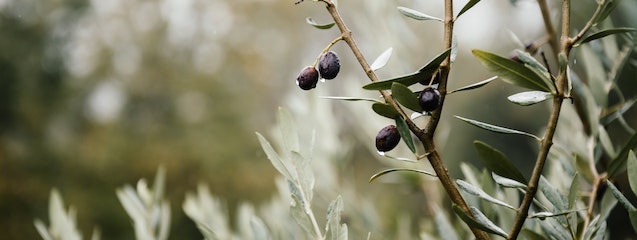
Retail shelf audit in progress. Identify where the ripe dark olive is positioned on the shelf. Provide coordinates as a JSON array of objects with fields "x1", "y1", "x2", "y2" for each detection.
[
  {"x1": 296, "y1": 66, "x2": 319, "y2": 90},
  {"x1": 318, "y1": 51, "x2": 340, "y2": 80},
  {"x1": 418, "y1": 87, "x2": 441, "y2": 112},
  {"x1": 375, "y1": 125, "x2": 401, "y2": 152}
]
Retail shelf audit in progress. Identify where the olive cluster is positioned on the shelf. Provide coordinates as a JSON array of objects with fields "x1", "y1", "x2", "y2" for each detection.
[
  {"x1": 375, "y1": 72, "x2": 442, "y2": 152},
  {"x1": 296, "y1": 51, "x2": 341, "y2": 90}
]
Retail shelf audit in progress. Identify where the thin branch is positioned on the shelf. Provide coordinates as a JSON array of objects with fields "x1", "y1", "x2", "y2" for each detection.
[
  {"x1": 508, "y1": 0, "x2": 572, "y2": 239},
  {"x1": 537, "y1": 0, "x2": 559, "y2": 59},
  {"x1": 571, "y1": 0, "x2": 606, "y2": 45},
  {"x1": 320, "y1": 1, "x2": 489, "y2": 239}
]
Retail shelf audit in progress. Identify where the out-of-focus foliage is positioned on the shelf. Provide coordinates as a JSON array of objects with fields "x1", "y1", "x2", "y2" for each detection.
[{"x1": 3, "y1": 0, "x2": 637, "y2": 239}]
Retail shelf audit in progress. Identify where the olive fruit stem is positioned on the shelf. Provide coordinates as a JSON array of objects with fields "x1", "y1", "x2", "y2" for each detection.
[
  {"x1": 312, "y1": 35, "x2": 344, "y2": 68},
  {"x1": 319, "y1": 0, "x2": 490, "y2": 239}
]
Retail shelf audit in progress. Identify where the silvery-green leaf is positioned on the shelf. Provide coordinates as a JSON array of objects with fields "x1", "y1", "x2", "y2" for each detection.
[
  {"x1": 449, "y1": 76, "x2": 497, "y2": 94},
  {"x1": 306, "y1": 17, "x2": 335, "y2": 29},
  {"x1": 279, "y1": 107, "x2": 299, "y2": 153},
  {"x1": 292, "y1": 151, "x2": 314, "y2": 202},
  {"x1": 492, "y1": 172, "x2": 527, "y2": 189},
  {"x1": 539, "y1": 216, "x2": 571, "y2": 240},
  {"x1": 256, "y1": 132, "x2": 293, "y2": 180},
  {"x1": 521, "y1": 228, "x2": 547, "y2": 240},
  {"x1": 370, "y1": 47, "x2": 393, "y2": 71},
  {"x1": 433, "y1": 205, "x2": 459, "y2": 240},
  {"x1": 592, "y1": 221, "x2": 607, "y2": 240},
  {"x1": 539, "y1": 176, "x2": 568, "y2": 212},
  {"x1": 507, "y1": 91, "x2": 553, "y2": 106},
  {"x1": 369, "y1": 168, "x2": 436, "y2": 183},
  {"x1": 628, "y1": 151, "x2": 637, "y2": 197},
  {"x1": 512, "y1": 50, "x2": 553, "y2": 91},
  {"x1": 598, "y1": 126, "x2": 617, "y2": 158},
  {"x1": 395, "y1": 117, "x2": 416, "y2": 153},
  {"x1": 290, "y1": 193, "x2": 316, "y2": 238},
  {"x1": 529, "y1": 209, "x2": 582, "y2": 219},
  {"x1": 606, "y1": 179, "x2": 636, "y2": 211},
  {"x1": 568, "y1": 173, "x2": 579, "y2": 209},
  {"x1": 456, "y1": 179, "x2": 517, "y2": 210},
  {"x1": 469, "y1": 207, "x2": 508, "y2": 237},
  {"x1": 34, "y1": 219, "x2": 53, "y2": 240},
  {"x1": 451, "y1": 35, "x2": 458, "y2": 63},
  {"x1": 319, "y1": 96, "x2": 382, "y2": 103},
  {"x1": 326, "y1": 196, "x2": 345, "y2": 240},
  {"x1": 456, "y1": 115, "x2": 540, "y2": 141},
  {"x1": 451, "y1": 204, "x2": 506, "y2": 237},
  {"x1": 397, "y1": 6, "x2": 442, "y2": 21}
]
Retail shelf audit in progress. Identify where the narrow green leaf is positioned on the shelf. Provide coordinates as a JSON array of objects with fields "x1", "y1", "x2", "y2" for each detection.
[
  {"x1": 540, "y1": 176, "x2": 568, "y2": 211},
  {"x1": 395, "y1": 117, "x2": 417, "y2": 153},
  {"x1": 289, "y1": 192, "x2": 317, "y2": 238},
  {"x1": 457, "y1": 0, "x2": 481, "y2": 18},
  {"x1": 363, "y1": 49, "x2": 451, "y2": 90},
  {"x1": 449, "y1": 76, "x2": 497, "y2": 94},
  {"x1": 279, "y1": 107, "x2": 299, "y2": 153},
  {"x1": 319, "y1": 96, "x2": 382, "y2": 103},
  {"x1": 370, "y1": 47, "x2": 393, "y2": 71},
  {"x1": 507, "y1": 91, "x2": 553, "y2": 106},
  {"x1": 452, "y1": 204, "x2": 507, "y2": 237},
  {"x1": 513, "y1": 49, "x2": 555, "y2": 91},
  {"x1": 433, "y1": 205, "x2": 459, "y2": 240},
  {"x1": 595, "y1": 0, "x2": 619, "y2": 24},
  {"x1": 306, "y1": 17, "x2": 335, "y2": 29},
  {"x1": 529, "y1": 210, "x2": 582, "y2": 219},
  {"x1": 472, "y1": 49, "x2": 550, "y2": 91},
  {"x1": 629, "y1": 210, "x2": 637, "y2": 236},
  {"x1": 371, "y1": 102, "x2": 399, "y2": 119},
  {"x1": 391, "y1": 82, "x2": 422, "y2": 112},
  {"x1": 326, "y1": 195, "x2": 346, "y2": 240},
  {"x1": 577, "y1": 28, "x2": 637, "y2": 46},
  {"x1": 568, "y1": 173, "x2": 580, "y2": 209},
  {"x1": 628, "y1": 151, "x2": 637, "y2": 197},
  {"x1": 369, "y1": 168, "x2": 436, "y2": 183},
  {"x1": 492, "y1": 172, "x2": 527, "y2": 189},
  {"x1": 256, "y1": 132, "x2": 293, "y2": 180},
  {"x1": 608, "y1": 133, "x2": 637, "y2": 177},
  {"x1": 456, "y1": 115, "x2": 541, "y2": 141},
  {"x1": 456, "y1": 179, "x2": 517, "y2": 210},
  {"x1": 397, "y1": 6, "x2": 442, "y2": 21},
  {"x1": 606, "y1": 179, "x2": 636, "y2": 211},
  {"x1": 474, "y1": 141, "x2": 527, "y2": 184},
  {"x1": 598, "y1": 126, "x2": 617, "y2": 158}
]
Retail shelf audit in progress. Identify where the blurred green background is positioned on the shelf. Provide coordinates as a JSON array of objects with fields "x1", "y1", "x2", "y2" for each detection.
[{"x1": 1, "y1": 0, "x2": 636, "y2": 239}]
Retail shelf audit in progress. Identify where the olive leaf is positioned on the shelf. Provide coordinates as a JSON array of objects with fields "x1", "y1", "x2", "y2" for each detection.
[
  {"x1": 305, "y1": 17, "x2": 335, "y2": 29},
  {"x1": 371, "y1": 102, "x2": 400, "y2": 119},
  {"x1": 363, "y1": 49, "x2": 451, "y2": 90},
  {"x1": 369, "y1": 168, "x2": 436, "y2": 183},
  {"x1": 455, "y1": 115, "x2": 541, "y2": 141},
  {"x1": 452, "y1": 204, "x2": 508, "y2": 238},
  {"x1": 449, "y1": 76, "x2": 497, "y2": 94},
  {"x1": 395, "y1": 117, "x2": 416, "y2": 153},
  {"x1": 457, "y1": 0, "x2": 481, "y2": 18},
  {"x1": 474, "y1": 141, "x2": 527, "y2": 184},
  {"x1": 472, "y1": 49, "x2": 551, "y2": 91},
  {"x1": 628, "y1": 151, "x2": 637, "y2": 197},
  {"x1": 370, "y1": 47, "x2": 393, "y2": 71},
  {"x1": 492, "y1": 172, "x2": 527, "y2": 189},
  {"x1": 608, "y1": 133, "x2": 637, "y2": 177},
  {"x1": 391, "y1": 82, "x2": 422, "y2": 112},
  {"x1": 507, "y1": 91, "x2": 553, "y2": 106},
  {"x1": 456, "y1": 179, "x2": 517, "y2": 210},
  {"x1": 576, "y1": 28, "x2": 637, "y2": 46},
  {"x1": 319, "y1": 96, "x2": 382, "y2": 103},
  {"x1": 397, "y1": 6, "x2": 442, "y2": 21}
]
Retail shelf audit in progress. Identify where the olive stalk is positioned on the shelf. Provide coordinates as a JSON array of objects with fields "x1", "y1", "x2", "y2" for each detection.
[{"x1": 318, "y1": 0, "x2": 490, "y2": 239}]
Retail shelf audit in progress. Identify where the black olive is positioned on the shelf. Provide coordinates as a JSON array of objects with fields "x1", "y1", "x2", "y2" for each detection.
[
  {"x1": 318, "y1": 51, "x2": 340, "y2": 80},
  {"x1": 418, "y1": 87, "x2": 441, "y2": 112},
  {"x1": 296, "y1": 66, "x2": 319, "y2": 90},
  {"x1": 375, "y1": 125, "x2": 401, "y2": 152}
]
